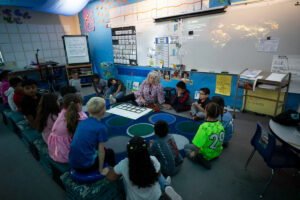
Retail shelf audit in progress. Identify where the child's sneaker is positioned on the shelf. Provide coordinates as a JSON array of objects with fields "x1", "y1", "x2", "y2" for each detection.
[
  {"x1": 165, "y1": 186, "x2": 183, "y2": 200},
  {"x1": 193, "y1": 116, "x2": 200, "y2": 121},
  {"x1": 195, "y1": 154, "x2": 211, "y2": 169},
  {"x1": 166, "y1": 176, "x2": 171, "y2": 185},
  {"x1": 109, "y1": 95, "x2": 116, "y2": 104}
]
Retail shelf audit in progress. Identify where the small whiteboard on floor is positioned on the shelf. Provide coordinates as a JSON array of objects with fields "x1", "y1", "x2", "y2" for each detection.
[{"x1": 107, "y1": 103, "x2": 152, "y2": 120}]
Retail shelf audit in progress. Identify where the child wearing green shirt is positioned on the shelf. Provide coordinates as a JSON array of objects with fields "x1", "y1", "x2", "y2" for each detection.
[{"x1": 184, "y1": 102, "x2": 225, "y2": 169}]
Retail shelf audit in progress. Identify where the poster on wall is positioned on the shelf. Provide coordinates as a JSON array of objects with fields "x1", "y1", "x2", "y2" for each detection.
[
  {"x1": 215, "y1": 75, "x2": 232, "y2": 96},
  {"x1": 155, "y1": 37, "x2": 169, "y2": 68},
  {"x1": 181, "y1": 71, "x2": 190, "y2": 83},
  {"x1": 111, "y1": 26, "x2": 137, "y2": 65}
]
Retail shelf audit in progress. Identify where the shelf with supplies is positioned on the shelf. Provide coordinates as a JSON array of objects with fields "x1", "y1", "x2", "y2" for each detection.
[
  {"x1": 233, "y1": 69, "x2": 291, "y2": 117},
  {"x1": 66, "y1": 64, "x2": 94, "y2": 86}
]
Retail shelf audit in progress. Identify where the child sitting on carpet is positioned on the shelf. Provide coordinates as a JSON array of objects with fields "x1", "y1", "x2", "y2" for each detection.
[
  {"x1": 184, "y1": 102, "x2": 225, "y2": 169},
  {"x1": 69, "y1": 70, "x2": 81, "y2": 96},
  {"x1": 69, "y1": 97, "x2": 115, "y2": 175},
  {"x1": 150, "y1": 120, "x2": 183, "y2": 176},
  {"x1": 48, "y1": 94, "x2": 87, "y2": 163},
  {"x1": 191, "y1": 87, "x2": 210, "y2": 121},
  {"x1": 164, "y1": 81, "x2": 192, "y2": 112},
  {"x1": 211, "y1": 96, "x2": 234, "y2": 147},
  {"x1": 106, "y1": 78, "x2": 126, "y2": 100},
  {"x1": 92, "y1": 74, "x2": 107, "y2": 97},
  {"x1": 34, "y1": 94, "x2": 60, "y2": 145},
  {"x1": 107, "y1": 136, "x2": 182, "y2": 200}
]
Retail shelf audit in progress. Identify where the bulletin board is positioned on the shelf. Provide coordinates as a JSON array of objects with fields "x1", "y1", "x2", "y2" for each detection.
[{"x1": 111, "y1": 26, "x2": 137, "y2": 65}]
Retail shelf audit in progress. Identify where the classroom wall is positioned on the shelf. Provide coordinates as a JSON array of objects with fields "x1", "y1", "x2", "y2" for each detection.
[
  {"x1": 79, "y1": 0, "x2": 300, "y2": 111},
  {"x1": 0, "y1": 6, "x2": 81, "y2": 69},
  {"x1": 116, "y1": 65, "x2": 300, "y2": 111}
]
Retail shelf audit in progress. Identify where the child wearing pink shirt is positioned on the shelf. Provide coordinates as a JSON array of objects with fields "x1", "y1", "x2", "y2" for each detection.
[
  {"x1": 48, "y1": 94, "x2": 87, "y2": 163},
  {"x1": 34, "y1": 94, "x2": 60, "y2": 145}
]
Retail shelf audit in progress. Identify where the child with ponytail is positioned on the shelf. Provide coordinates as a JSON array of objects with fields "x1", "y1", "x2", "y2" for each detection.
[{"x1": 48, "y1": 93, "x2": 87, "y2": 163}]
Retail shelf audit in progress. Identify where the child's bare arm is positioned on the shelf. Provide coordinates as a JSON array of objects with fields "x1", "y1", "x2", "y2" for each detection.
[
  {"x1": 113, "y1": 85, "x2": 122, "y2": 96},
  {"x1": 98, "y1": 142, "x2": 108, "y2": 175},
  {"x1": 106, "y1": 169, "x2": 122, "y2": 181}
]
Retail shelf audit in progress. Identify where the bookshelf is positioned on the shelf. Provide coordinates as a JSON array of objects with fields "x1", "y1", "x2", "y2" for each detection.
[{"x1": 66, "y1": 64, "x2": 93, "y2": 86}]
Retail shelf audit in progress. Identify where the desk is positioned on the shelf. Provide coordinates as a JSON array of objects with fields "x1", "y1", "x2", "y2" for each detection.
[{"x1": 269, "y1": 119, "x2": 300, "y2": 151}]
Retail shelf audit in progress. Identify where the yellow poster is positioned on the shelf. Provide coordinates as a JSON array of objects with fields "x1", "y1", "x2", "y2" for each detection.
[{"x1": 215, "y1": 75, "x2": 232, "y2": 96}]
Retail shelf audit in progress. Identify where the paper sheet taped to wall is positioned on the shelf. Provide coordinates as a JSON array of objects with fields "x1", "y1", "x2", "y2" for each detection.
[{"x1": 215, "y1": 75, "x2": 232, "y2": 96}]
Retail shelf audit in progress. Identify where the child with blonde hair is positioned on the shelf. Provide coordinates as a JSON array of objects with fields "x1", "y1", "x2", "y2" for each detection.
[
  {"x1": 48, "y1": 94, "x2": 87, "y2": 163},
  {"x1": 69, "y1": 97, "x2": 115, "y2": 175}
]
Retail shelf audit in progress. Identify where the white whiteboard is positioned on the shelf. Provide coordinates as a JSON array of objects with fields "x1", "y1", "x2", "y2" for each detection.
[
  {"x1": 63, "y1": 35, "x2": 91, "y2": 65},
  {"x1": 132, "y1": 0, "x2": 300, "y2": 93}
]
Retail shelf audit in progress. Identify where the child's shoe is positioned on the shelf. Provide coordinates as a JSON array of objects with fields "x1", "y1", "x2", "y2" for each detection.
[
  {"x1": 109, "y1": 95, "x2": 116, "y2": 104},
  {"x1": 193, "y1": 116, "x2": 200, "y2": 121},
  {"x1": 166, "y1": 176, "x2": 171, "y2": 185},
  {"x1": 195, "y1": 154, "x2": 211, "y2": 169},
  {"x1": 165, "y1": 186, "x2": 183, "y2": 200}
]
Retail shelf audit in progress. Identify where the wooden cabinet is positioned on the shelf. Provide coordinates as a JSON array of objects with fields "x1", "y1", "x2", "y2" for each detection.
[{"x1": 66, "y1": 64, "x2": 93, "y2": 86}]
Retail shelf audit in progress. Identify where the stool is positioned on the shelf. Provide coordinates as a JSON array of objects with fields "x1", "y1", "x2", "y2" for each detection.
[
  {"x1": 60, "y1": 172, "x2": 124, "y2": 200},
  {"x1": 164, "y1": 87, "x2": 176, "y2": 104},
  {"x1": 33, "y1": 139, "x2": 53, "y2": 175},
  {"x1": 48, "y1": 158, "x2": 70, "y2": 189}
]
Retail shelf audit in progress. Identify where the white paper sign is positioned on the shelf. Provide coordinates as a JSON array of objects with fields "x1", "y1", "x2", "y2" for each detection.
[{"x1": 257, "y1": 37, "x2": 279, "y2": 52}]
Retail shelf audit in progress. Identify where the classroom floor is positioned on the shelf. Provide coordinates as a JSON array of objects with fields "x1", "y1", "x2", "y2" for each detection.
[{"x1": 0, "y1": 101, "x2": 299, "y2": 200}]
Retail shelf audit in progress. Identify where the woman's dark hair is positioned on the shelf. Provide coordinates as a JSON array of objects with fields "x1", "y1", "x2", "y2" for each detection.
[
  {"x1": 35, "y1": 94, "x2": 60, "y2": 132},
  {"x1": 154, "y1": 120, "x2": 169, "y2": 138},
  {"x1": 205, "y1": 102, "x2": 221, "y2": 119},
  {"x1": 211, "y1": 96, "x2": 225, "y2": 119},
  {"x1": 63, "y1": 93, "x2": 82, "y2": 136},
  {"x1": 127, "y1": 136, "x2": 159, "y2": 188},
  {"x1": 107, "y1": 78, "x2": 116, "y2": 88}
]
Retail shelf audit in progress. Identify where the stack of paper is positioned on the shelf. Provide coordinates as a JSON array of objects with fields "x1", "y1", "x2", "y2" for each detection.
[
  {"x1": 265, "y1": 73, "x2": 286, "y2": 82},
  {"x1": 241, "y1": 69, "x2": 262, "y2": 79}
]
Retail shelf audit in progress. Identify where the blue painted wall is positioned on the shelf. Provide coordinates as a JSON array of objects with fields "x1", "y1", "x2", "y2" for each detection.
[
  {"x1": 78, "y1": 0, "x2": 142, "y2": 78},
  {"x1": 116, "y1": 65, "x2": 245, "y2": 109}
]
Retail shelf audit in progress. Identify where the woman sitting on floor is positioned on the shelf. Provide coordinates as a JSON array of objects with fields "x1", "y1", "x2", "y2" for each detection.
[{"x1": 109, "y1": 71, "x2": 165, "y2": 107}]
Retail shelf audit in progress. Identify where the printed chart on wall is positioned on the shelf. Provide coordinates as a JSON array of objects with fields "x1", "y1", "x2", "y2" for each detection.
[
  {"x1": 215, "y1": 75, "x2": 232, "y2": 96},
  {"x1": 271, "y1": 55, "x2": 300, "y2": 94},
  {"x1": 155, "y1": 37, "x2": 169, "y2": 68},
  {"x1": 112, "y1": 26, "x2": 137, "y2": 65}
]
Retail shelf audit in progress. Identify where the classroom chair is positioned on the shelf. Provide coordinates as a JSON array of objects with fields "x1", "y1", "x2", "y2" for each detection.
[
  {"x1": 244, "y1": 122, "x2": 300, "y2": 198},
  {"x1": 60, "y1": 172, "x2": 124, "y2": 200}
]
